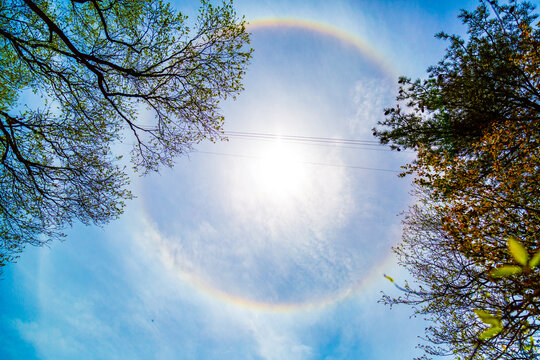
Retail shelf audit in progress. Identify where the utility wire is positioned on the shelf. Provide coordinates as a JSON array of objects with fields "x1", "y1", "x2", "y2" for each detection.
[
  {"x1": 195, "y1": 150, "x2": 402, "y2": 173},
  {"x1": 223, "y1": 135, "x2": 397, "y2": 152},
  {"x1": 222, "y1": 131, "x2": 413, "y2": 153},
  {"x1": 224, "y1": 131, "x2": 381, "y2": 145}
]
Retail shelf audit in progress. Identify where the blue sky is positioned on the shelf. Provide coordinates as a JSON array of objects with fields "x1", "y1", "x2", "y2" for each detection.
[{"x1": 1, "y1": 1, "x2": 479, "y2": 359}]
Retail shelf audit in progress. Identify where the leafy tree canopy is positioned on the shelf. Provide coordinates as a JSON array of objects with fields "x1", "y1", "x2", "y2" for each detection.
[
  {"x1": 382, "y1": 191, "x2": 540, "y2": 360},
  {"x1": 377, "y1": 1, "x2": 540, "y2": 359},
  {"x1": 373, "y1": 0, "x2": 539, "y2": 156},
  {"x1": 0, "y1": 0, "x2": 251, "y2": 269}
]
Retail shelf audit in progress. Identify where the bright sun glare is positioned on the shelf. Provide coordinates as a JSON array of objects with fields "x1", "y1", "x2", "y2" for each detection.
[{"x1": 253, "y1": 141, "x2": 307, "y2": 199}]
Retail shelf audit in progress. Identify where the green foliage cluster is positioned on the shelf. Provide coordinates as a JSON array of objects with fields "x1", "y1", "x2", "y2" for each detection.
[
  {"x1": 374, "y1": 0, "x2": 539, "y2": 156},
  {"x1": 0, "y1": 0, "x2": 251, "y2": 272},
  {"x1": 375, "y1": 0, "x2": 540, "y2": 359}
]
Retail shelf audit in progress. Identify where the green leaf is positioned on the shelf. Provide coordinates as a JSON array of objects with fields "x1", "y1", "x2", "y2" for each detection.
[
  {"x1": 473, "y1": 310, "x2": 501, "y2": 327},
  {"x1": 383, "y1": 274, "x2": 394, "y2": 283},
  {"x1": 529, "y1": 251, "x2": 540, "y2": 268},
  {"x1": 490, "y1": 265, "x2": 523, "y2": 278},
  {"x1": 479, "y1": 326, "x2": 502, "y2": 340},
  {"x1": 508, "y1": 237, "x2": 528, "y2": 265}
]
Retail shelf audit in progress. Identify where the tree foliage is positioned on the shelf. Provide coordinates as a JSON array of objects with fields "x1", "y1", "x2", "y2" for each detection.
[
  {"x1": 373, "y1": 0, "x2": 539, "y2": 156},
  {"x1": 375, "y1": 1, "x2": 540, "y2": 359},
  {"x1": 382, "y1": 187, "x2": 540, "y2": 360},
  {"x1": 0, "y1": 0, "x2": 251, "y2": 270}
]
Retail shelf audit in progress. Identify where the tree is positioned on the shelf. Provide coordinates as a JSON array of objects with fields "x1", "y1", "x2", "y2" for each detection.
[
  {"x1": 0, "y1": 0, "x2": 251, "y2": 271},
  {"x1": 403, "y1": 109, "x2": 540, "y2": 360},
  {"x1": 415, "y1": 119, "x2": 540, "y2": 268},
  {"x1": 382, "y1": 191, "x2": 540, "y2": 360},
  {"x1": 375, "y1": 0, "x2": 540, "y2": 358},
  {"x1": 373, "y1": 0, "x2": 539, "y2": 156}
]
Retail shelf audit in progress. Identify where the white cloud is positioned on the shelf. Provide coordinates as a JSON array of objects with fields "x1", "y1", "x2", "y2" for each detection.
[
  {"x1": 13, "y1": 292, "x2": 120, "y2": 360},
  {"x1": 248, "y1": 319, "x2": 313, "y2": 360},
  {"x1": 349, "y1": 79, "x2": 395, "y2": 138},
  {"x1": 14, "y1": 320, "x2": 82, "y2": 359}
]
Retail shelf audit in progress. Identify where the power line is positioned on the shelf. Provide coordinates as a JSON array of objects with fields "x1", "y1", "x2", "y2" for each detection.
[
  {"x1": 224, "y1": 135, "x2": 395, "y2": 152},
  {"x1": 222, "y1": 130, "x2": 413, "y2": 153},
  {"x1": 194, "y1": 150, "x2": 401, "y2": 173},
  {"x1": 224, "y1": 131, "x2": 381, "y2": 146}
]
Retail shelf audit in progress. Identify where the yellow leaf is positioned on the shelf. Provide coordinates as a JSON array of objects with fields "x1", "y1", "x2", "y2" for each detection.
[
  {"x1": 479, "y1": 326, "x2": 502, "y2": 340},
  {"x1": 530, "y1": 250, "x2": 540, "y2": 268},
  {"x1": 474, "y1": 310, "x2": 502, "y2": 327},
  {"x1": 490, "y1": 265, "x2": 523, "y2": 278},
  {"x1": 508, "y1": 237, "x2": 528, "y2": 265}
]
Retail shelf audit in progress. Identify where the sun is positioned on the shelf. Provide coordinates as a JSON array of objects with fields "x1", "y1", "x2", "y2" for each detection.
[{"x1": 253, "y1": 141, "x2": 307, "y2": 199}]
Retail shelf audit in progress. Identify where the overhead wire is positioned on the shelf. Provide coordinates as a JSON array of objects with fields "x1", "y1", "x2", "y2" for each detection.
[
  {"x1": 191, "y1": 130, "x2": 407, "y2": 174},
  {"x1": 223, "y1": 131, "x2": 381, "y2": 145},
  {"x1": 194, "y1": 150, "x2": 402, "y2": 174},
  {"x1": 222, "y1": 131, "x2": 414, "y2": 153}
]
